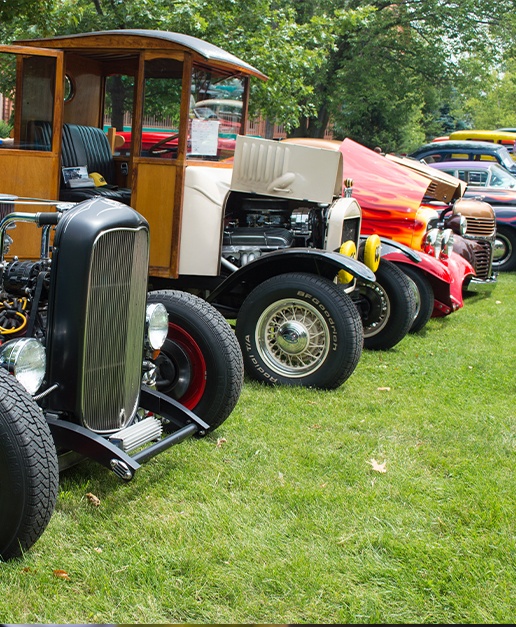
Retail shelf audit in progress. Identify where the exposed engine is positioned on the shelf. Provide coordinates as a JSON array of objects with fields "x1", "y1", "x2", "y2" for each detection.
[
  {"x1": 0, "y1": 231, "x2": 51, "y2": 344},
  {"x1": 222, "y1": 193, "x2": 327, "y2": 268}
]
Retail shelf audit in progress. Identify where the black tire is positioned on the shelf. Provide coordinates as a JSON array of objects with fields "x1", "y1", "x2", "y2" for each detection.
[
  {"x1": 493, "y1": 225, "x2": 516, "y2": 272},
  {"x1": 398, "y1": 264, "x2": 435, "y2": 333},
  {"x1": 235, "y1": 272, "x2": 363, "y2": 389},
  {"x1": 147, "y1": 290, "x2": 243, "y2": 431},
  {"x1": 355, "y1": 259, "x2": 416, "y2": 350},
  {"x1": 0, "y1": 369, "x2": 58, "y2": 561}
]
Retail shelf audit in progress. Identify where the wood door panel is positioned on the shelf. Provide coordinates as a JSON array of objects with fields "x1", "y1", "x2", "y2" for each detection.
[
  {"x1": 132, "y1": 161, "x2": 178, "y2": 275},
  {"x1": 1, "y1": 151, "x2": 60, "y2": 259}
]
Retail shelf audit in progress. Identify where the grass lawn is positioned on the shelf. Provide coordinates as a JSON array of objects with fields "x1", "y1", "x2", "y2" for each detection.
[{"x1": 0, "y1": 274, "x2": 514, "y2": 624}]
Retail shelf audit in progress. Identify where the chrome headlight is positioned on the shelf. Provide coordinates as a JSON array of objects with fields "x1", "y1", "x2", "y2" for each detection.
[
  {"x1": 0, "y1": 337, "x2": 46, "y2": 394},
  {"x1": 459, "y1": 215, "x2": 467, "y2": 236},
  {"x1": 440, "y1": 228, "x2": 454, "y2": 258},
  {"x1": 146, "y1": 302, "x2": 169, "y2": 350}
]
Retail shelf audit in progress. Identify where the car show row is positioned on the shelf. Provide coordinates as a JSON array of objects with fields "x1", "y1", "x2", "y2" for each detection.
[{"x1": 0, "y1": 29, "x2": 510, "y2": 560}]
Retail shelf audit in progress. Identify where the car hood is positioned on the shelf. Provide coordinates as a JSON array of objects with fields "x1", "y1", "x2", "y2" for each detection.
[
  {"x1": 339, "y1": 139, "x2": 429, "y2": 217},
  {"x1": 339, "y1": 139, "x2": 464, "y2": 216},
  {"x1": 464, "y1": 187, "x2": 516, "y2": 206}
]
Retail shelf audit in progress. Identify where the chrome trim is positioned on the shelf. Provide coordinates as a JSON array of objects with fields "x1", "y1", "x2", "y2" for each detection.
[
  {"x1": 465, "y1": 275, "x2": 497, "y2": 292},
  {"x1": 81, "y1": 226, "x2": 149, "y2": 433}
]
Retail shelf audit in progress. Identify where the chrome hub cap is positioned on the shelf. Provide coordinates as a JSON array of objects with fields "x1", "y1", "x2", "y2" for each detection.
[{"x1": 276, "y1": 321, "x2": 309, "y2": 354}]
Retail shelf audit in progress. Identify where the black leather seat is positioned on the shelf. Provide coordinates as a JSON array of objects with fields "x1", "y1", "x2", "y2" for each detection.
[
  {"x1": 33, "y1": 121, "x2": 132, "y2": 205},
  {"x1": 59, "y1": 124, "x2": 132, "y2": 205}
]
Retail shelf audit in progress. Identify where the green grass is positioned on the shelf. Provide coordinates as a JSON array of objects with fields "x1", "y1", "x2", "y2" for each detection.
[{"x1": 1, "y1": 274, "x2": 515, "y2": 624}]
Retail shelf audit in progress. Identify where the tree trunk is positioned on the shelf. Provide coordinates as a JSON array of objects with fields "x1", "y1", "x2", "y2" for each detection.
[
  {"x1": 264, "y1": 118, "x2": 275, "y2": 139},
  {"x1": 107, "y1": 76, "x2": 126, "y2": 131}
]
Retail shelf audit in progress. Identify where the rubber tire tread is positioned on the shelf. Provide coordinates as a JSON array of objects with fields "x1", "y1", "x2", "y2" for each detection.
[
  {"x1": 360, "y1": 259, "x2": 416, "y2": 350},
  {"x1": 147, "y1": 290, "x2": 243, "y2": 431},
  {"x1": 494, "y1": 225, "x2": 516, "y2": 272},
  {"x1": 399, "y1": 264, "x2": 435, "y2": 333},
  {"x1": 0, "y1": 369, "x2": 58, "y2": 561},
  {"x1": 235, "y1": 272, "x2": 363, "y2": 389}
]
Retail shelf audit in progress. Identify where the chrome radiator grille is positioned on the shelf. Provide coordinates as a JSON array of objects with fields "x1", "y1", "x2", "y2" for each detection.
[
  {"x1": 465, "y1": 215, "x2": 496, "y2": 239},
  {"x1": 472, "y1": 241, "x2": 493, "y2": 280},
  {"x1": 82, "y1": 227, "x2": 149, "y2": 432}
]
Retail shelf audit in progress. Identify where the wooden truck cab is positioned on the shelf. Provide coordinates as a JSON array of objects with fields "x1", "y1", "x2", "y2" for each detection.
[{"x1": 0, "y1": 30, "x2": 266, "y2": 275}]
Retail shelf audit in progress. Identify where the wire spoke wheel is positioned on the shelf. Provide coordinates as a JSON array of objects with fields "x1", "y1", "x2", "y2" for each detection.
[
  {"x1": 236, "y1": 272, "x2": 363, "y2": 389},
  {"x1": 256, "y1": 298, "x2": 331, "y2": 378}
]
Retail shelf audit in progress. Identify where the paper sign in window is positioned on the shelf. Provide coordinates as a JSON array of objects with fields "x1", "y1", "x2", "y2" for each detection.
[{"x1": 190, "y1": 119, "x2": 220, "y2": 156}]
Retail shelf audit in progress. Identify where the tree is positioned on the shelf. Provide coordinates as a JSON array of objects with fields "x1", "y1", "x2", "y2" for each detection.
[
  {"x1": 1, "y1": 0, "x2": 515, "y2": 151},
  {"x1": 280, "y1": 0, "x2": 513, "y2": 151}
]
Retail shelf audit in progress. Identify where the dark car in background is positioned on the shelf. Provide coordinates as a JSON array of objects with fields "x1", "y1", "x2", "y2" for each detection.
[
  {"x1": 427, "y1": 161, "x2": 516, "y2": 272},
  {"x1": 410, "y1": 140, "x2": 516, "y2": 175}
]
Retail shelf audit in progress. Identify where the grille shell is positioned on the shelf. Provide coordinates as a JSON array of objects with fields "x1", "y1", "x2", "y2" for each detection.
[
  {"x1": 82, "y1": 227, "x2": 149, "y2": 432},
  {"x1": 44, "y1": 198, "x2": 150, "y2": 432}
]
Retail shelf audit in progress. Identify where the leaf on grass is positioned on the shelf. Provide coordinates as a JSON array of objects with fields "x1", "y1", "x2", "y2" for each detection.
[
  {"x1": 86, "y1": 492, "x2": 100, "y2": 507},
  {"x1": 53, "y1": 569, "x2": 70, "y2": 580},
  {"x1": 216, "y1": 437, "x2": 227, "y2": 447},
  {"x1": 377, "y1": 386, "x2": 391, "y2": 392},
  {"x1": 93, "y1": 547, "x2": 103, "y2": 553},
  {"x1": 368, "y1": 458, "x2": 387, "y2": 473}
]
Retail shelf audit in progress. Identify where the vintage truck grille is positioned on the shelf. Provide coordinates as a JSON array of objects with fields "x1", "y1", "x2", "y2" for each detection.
[
  {"x1": 82, "y1": 227, "x2": 149, "y2": 433},
  {"x1": 464, "y1": 215, "x2": 496, "y2": 239},
  {"x1": 342, "y1": 216, "x2": 361, "y2": 247},
  {"x1": 472, "y1": 240, "x2": 493, "y2": 280}
]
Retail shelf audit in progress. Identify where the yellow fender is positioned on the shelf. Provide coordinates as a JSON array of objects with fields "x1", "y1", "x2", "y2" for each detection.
[
  {"x1": 363, "y1": 234, "x2": 381, "y2": 272},
  {"x1": 337, "y1": 240, "x2": 357, "y2": 284}
]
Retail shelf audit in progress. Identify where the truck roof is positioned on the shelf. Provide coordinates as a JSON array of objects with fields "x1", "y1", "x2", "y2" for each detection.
[{"x1": 16, "y1": 29, "x2": 268, "y2": 80}]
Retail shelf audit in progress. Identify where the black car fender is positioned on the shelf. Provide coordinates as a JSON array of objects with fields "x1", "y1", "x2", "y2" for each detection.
[
  {"x1": 207, "y1": 247, "x2": 376, "y2": 314},
  {"x1": 360, "y1": 235, "x2": 422, "y2": 262}
]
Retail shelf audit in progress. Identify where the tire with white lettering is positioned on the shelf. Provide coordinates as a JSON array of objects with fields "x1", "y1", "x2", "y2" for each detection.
[
  {"x1": 235, "y1": 273, "x2": 363, "y2": 389},
  {"x1": 0, "y1": 368, "x2": 59, "y2": 561}
]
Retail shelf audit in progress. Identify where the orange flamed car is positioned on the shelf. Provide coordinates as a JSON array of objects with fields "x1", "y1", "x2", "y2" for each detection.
[{"x1": 283, "y1": 137, "x2": 497, "y2": 332}]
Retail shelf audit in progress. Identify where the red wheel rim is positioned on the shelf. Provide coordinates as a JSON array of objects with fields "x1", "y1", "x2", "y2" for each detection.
[{"x1": 167, "y1": 322, "x2": 207, "y2": 409}]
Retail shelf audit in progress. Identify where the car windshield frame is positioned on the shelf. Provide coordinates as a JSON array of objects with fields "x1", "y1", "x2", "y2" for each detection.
[{"x1": 432, "y1": 162, "x2": 516, "y2": 188}]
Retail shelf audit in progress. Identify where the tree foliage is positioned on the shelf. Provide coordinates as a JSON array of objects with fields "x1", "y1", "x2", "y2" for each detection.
[{"x1": 1, "y1": 0, "x2": 515, "y2": 151}]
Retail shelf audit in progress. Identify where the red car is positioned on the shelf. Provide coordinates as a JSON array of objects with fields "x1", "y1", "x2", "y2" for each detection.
[
  {"x1": 426, "y1": 160, "x2": 516, "y2": 271},
  {"x1": 282, "y1": 137, "x2": 497, "y2": 332},
  {"x1": 339, "y1": 139, "x2": 497, "y2": 330}
]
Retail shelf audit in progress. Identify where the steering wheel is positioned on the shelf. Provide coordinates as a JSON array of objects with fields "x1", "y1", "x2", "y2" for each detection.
[{"x1": 148, "y1": 133, "x2": 180, "y2": 156}]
